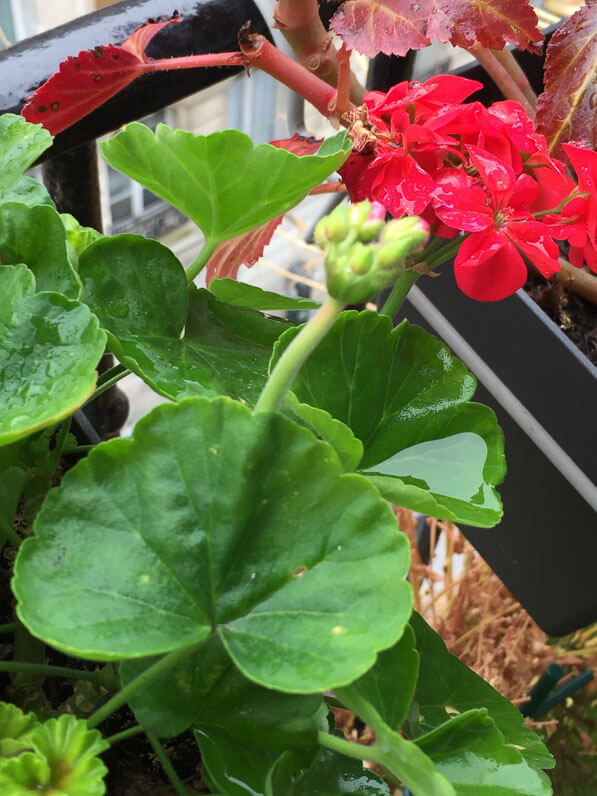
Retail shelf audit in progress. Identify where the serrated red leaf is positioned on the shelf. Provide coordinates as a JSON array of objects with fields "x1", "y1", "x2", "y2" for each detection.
[
  {"x1": 205, "y1": 135, "x2": 323, "y2": 286},
  {"x1": 120, "y1": 17, "x2": 182, "y2": 59},
  {"x1": 329, "y1": 0, "x2": 542, "y2": 58},
  {"x1": 206, "y1": 216, "x2": 284, "y2": 285},
  {"x1": 21, "y1": 18, "x2": 180, "y2": 135},
  {"x1": 536, "y1": 4, "x2": 597, "y2": 159}
]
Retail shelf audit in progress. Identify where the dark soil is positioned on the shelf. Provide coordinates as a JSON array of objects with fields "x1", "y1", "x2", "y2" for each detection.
[{"x1": 525, "y1": 272, "x2": 597, "y2": 365}]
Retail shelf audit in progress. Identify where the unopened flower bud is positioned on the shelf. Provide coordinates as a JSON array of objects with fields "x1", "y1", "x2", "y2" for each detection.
[
  {"x1": 348, "y1": 242, "x2": 374, "y2": 275},
  {"x1": 376, "y1": 238, "x2": 413, "y2": 269},
  {"x1": 381, "y1": 216, "x2": 429, "y2": 247},
  {"x1": 348, "y1": 200, "x2": 372, "y2": 228},
  {"x1": 314, "y1": 204, "x2": 349, "y2": 246}
]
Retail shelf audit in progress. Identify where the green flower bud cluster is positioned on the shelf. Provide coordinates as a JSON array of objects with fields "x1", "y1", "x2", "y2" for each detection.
[{"x1": 314, "y1": 200, "x2": 429, "y2": 305}]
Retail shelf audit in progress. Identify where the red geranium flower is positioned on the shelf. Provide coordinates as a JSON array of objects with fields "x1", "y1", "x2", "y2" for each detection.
[{"x1": 433, "y1": 146, "x2": 560, "y2": 300}]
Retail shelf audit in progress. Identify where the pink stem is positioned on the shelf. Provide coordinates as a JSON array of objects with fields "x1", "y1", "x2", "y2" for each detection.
[
  {"x1": 469, "y1": 44, "x2": 536, "y2": 118},
  {"x1": 238, "y1": 29, "x2": 338, "y2": 119},
  {"x1": 144, "y1": 52, "x2": 245, "y2": 70},
  {"x1": 309, "y1": 182, "x2": 347, "y2": 194},
  {"x1": 332, "y1": 44, "x2": 352, "y2": 115},
  {"x1": 491, "y1": 48, "x2": 538, "y2": 110}
]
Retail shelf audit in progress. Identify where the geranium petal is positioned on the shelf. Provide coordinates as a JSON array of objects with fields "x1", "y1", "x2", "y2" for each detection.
[{"x1": 454, "y1": 229, "x2": 527, "y2": 301}]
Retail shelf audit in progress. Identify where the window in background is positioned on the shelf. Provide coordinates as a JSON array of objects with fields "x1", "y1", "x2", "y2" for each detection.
[
  {"x1": 101, "y1": 110, "x2": 181, "y2": 236},
  {"x1": 0, "y1": 0, "x2": 16, "y2": 49}
]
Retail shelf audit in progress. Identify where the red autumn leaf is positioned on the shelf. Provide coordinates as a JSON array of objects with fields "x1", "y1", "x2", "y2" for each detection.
[
  {"x1": 21, "y1": 18, "x2": 181, "y2": 135},
  {"x1": 329, "y1": 0, "x2": 542, "y2": 58},
  {"x1": 536, "y1": 4, "x2": 597, "y2": 159},
  {"x1": 206, "y1": 134, "x2": 322, "y2": 285}
]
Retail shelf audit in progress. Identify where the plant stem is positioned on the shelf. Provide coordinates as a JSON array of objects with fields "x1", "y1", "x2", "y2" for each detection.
[
  {"x1": 145, "y1": 729, "x2": 189, "y2": 796},
  {"x1": 553, "y1": 258, "x2": 597, "y2": 305},
  {"x1": 333, "y1": 43, "x2": 352, "y2": 115},
  {"x1": 62, "y1": 444, "x2": 97, "y2": 455},
  {"x1": 534, "y1": 191, "x2": 586, "y2": 218},
  {"x1": 96, "y1": 362, "x2": 129, "y2": 387},
  {"x1": 0, "y1": 622, "x2": 20, "y2": 633},
  {"x1": 379, "y1": 271, "x2": 419, "y2": 316},
  {"x1": 273, "y1": 0, "x2": 366, "y2": 105},
  {"x1": 88, "y1": 367, "x2": 131, "y2": 403},
  {"x1": 255, "y1": 296, "x2": 345, "y2": 413},
  {"x1": 492, "y1": 48, "x2": 538, "y2": 110},
  {"x1": 50, "y1": 418, "x2": 72, "y2": 467},
  {"x1": 0, "y1": 661, "x2": 105, "y2": 683},
  {"x1": 105, "y1": 725, "x2": 145, "y2": 746},
  {"x1": 0, "y1": 522, "x2": 22, "y2": 548},
  {"x1": 238, "y1": 29, "x2": 339, "y2": 119},
  {"x1": 318, "y1": 730, "x2": 374, "y2": 762},
  {"x1": 424, "y1": 237, "x2": 464, "y2": 270},
  {"x1": 469, "y1": 45, "x2": 536, "y2": 118},
  {"x1": 186, "y1": 240, "x2": 217, "y2": 283},
  {"x1": 87, "y1": 643, "x2": 202, "y2": 729}
]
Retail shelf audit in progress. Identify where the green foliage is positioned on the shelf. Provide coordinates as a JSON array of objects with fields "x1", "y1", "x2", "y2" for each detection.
[
  {"x1": 0, "y1": 110, "x2": 555, "y2": 795},
  {"x1": 0, "y1": 265, "x2": 106, "y2": 446},
  {"x1": 0, "y1": 115, "x2": 52, "y2": 203},
  {"x1": 272, "y1": 311, "x2": 505, "y2": 526},
  {"x1": 210, "y1": 278, "x2": 321, "y2": 310},
  {"x1": 409, "y1": 613, "x2": 554, "y2": 771},
  {"x1": 101, "y1": 126, "x2": 351, "y2": 251},
  {"x1": 0, "y1": 202, "x2": 80, "y2": 297},
  {"x1": 14, "y1": 397, "x2": 412, "y2": 691},
  {"x1": 0, "y1": 704, "x2": 107, "y2": 795},
  {"x1": 80, "y1": 235, "x2": 290, "y2": 404}
]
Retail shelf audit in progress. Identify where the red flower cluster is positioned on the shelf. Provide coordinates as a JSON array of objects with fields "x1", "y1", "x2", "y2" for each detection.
[{"x1": 340, "y1": 76, "x2": 596, "y2": 301}]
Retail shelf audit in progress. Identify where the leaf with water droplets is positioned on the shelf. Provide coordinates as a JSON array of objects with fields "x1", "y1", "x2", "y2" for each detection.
[
  {"x1": 0, "y1": 265, "x2": 105, "y2": 447},
  {"x1": 536, "y1": 4, "x2": 597, "y2": 158},
  {"x1": 329, "y1": 0, "x2": 542, "y2": 58},
  {"x1": 14, "y1": 396, "x2": 412, "y2": 693}
]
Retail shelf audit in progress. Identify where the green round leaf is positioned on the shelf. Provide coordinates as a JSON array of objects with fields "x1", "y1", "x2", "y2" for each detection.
[
  {"x1": 100, "y1": 125, "x2": 351, "y2": 248},
  {"x1": 14, "y1": 397, "x2": 411, "y2": 692},
  {"x1": 80, "y1": 236, "x2": 290, "y2": 404},
  {"x1": 0, "y1": 265, "x2": 106, "y2": 447},
  {"x1": 0, "y1": 203, "x2": 80, "y2": 297},
  {"x1": 272, "y1": 312, "x2": 505, "y2": 527},
  {"x1": 0, "y1": 115, "x2": 52, "y2": 197}
]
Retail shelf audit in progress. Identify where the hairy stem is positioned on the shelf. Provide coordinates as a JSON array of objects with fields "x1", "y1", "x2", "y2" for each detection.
[
  {"x1": 255, "y1": 296, "x2": 345, "y2": 413},
  {"x1": 87, "y1": 642, "x2": 202, "y2": 729},
  {"x1": 239, "y1": 29, "x2": 338, "y2": 119},
  {"x1": 274, "y1": 0, "x2": 366, "y2": 105},
  {"x1": 469, "y1": 45, "x2": 535, "y2": 118}
]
